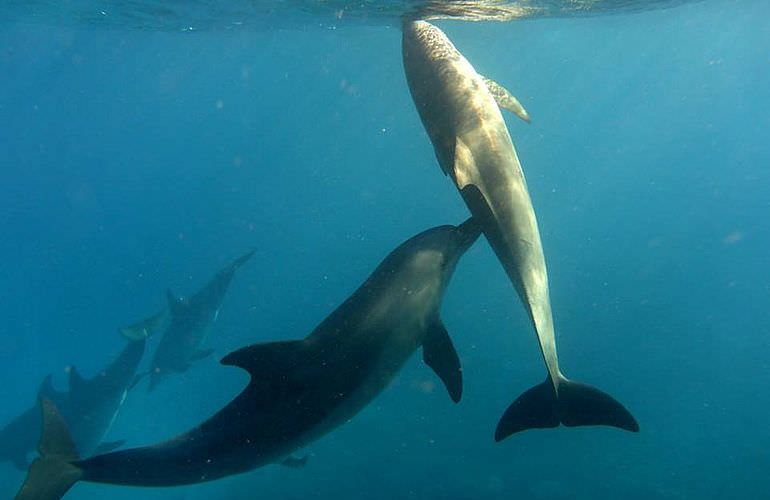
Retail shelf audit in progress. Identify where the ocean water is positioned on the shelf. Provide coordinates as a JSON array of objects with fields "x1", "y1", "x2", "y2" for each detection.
[{"x1": 0, "y1": 0, "x2": 768, "y2": 498}]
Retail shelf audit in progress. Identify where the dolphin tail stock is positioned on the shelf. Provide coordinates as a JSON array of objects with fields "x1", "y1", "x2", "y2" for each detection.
[
  {"x1": 15, "y1": 398, "x2": 83, "y2": 500},
  {"x1": 494, "y1": 375, "x2": 639, "y2": 442}
]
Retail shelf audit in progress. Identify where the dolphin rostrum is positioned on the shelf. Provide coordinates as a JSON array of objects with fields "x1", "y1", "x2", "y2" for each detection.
[
  {"x1": 0, "y1": 338, "x2": 145, "y2": 470},
  {"x1": 16, "y1": 219, "x2": 480, "y2": 499},
  {"x1": 402, "y1": 20, "x2": 638, "y2": 440},
  {"x1": 136, "y1": 250, "x2": 255, "y2": 391}
]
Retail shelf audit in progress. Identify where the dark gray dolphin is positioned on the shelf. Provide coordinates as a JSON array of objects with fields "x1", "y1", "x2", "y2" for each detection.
[
  {"x1": 0, "y1": 338, "x2": 145, "y2": 470},
  {"x1": 16, "y1": 219, "x2": 480, "y2": 499},
  {"x1": 402, "y1": 20, "x2": 638, "y2": 440},
  {"x1": 139, "y1": 250, "x2": 255, "y2": 391}
]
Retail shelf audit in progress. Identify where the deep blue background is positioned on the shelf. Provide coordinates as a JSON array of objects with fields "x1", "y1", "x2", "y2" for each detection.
[{"x1": 1, "y1": 0, "x2": 769, "y2": 498}]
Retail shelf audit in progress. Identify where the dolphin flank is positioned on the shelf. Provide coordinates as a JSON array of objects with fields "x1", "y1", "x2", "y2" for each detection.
[
  {"x1": 402, "y1": 20, "x2": 638, "y2": 440},
  {"x1": 16, "y1": 219, "x2": 481, "y2": 499}
]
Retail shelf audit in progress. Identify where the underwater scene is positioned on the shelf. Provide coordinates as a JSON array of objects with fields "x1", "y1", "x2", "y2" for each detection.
[{"x1": 0, "y1": 0, "x2": 768, "y2": 498}]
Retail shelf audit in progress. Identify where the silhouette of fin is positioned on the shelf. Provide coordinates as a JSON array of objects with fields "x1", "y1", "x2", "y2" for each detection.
[
  {"x1": 221, "y1": 340, "x2": 311, "y2": 401},
  {"x1": 221, "y1": 340, "x2": 305, "y2": 379},
  {"x1": 68, "y1": 367, "x2": 87, "y2": 394},
  {"x1": 422, "y1": 318, "x2": 462, "y2": 403},
  {"x1": 495, "y1": 376, "x2": 639, "y2": 441},
  {"x1": 14, "y1": 398, "x2": 82, "y2": 500}
]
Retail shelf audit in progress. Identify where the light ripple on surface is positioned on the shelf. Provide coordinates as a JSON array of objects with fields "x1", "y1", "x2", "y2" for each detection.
[{"x1": 0, "y1": 0, "x2": 704, "y2": 31}]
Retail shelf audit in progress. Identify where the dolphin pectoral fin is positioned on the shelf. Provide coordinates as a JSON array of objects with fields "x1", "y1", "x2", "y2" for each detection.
[
  {"x1": 15, "y1": 398, "x2": 83, "y2": 500},
  {"x1": 422, "y1": 319, "x2": 462, "y2": 403},
  {"x1": 279, "y1": 455, "x2": 309, "y2": 469},
  {"x1": 92, "y1": 440, "x2": 126, "y2": 455},
  {"x1": 481, "y1": 76, "x2": 531, "y2": 124},
  {"x1": 191, "y1": 348, "x2": 215, "y2": 362},
  {"x1": 494, "y1": 376, "x2": 639, "y2": 442}
]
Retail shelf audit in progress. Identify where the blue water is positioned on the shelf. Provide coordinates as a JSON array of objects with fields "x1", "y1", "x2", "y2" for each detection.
[{"x1": 1, "y1": 0, "x2": 769, "y2": 498}]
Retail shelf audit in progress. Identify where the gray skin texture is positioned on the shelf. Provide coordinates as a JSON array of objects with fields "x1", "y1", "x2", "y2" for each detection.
[
  {"x1": 0, "y1": 339, "x2": 145, "y2": 468},
  {"x1": 48, "y1": 220, "x2": 479, "y2": 488},
  {"x1": 147, "y1": 250, "x2": 254, "y2": 390},
  {"x1": 402, "y1": 20, "x2": 563, "y2": 390}
]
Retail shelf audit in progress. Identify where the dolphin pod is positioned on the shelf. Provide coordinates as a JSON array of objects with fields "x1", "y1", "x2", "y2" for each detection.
[
  {"x1": 0, "y1": 339, "x2": 144, "y2": 471},
  {"x1": 402, "y1": 20, "x2": 638, "y2": 440},
  {"x1": 16, "y1": 219, "x2": 481, "y2": 499},
  {"x1": 12, "y1": 17, "x2": 641, "y2": 500}
]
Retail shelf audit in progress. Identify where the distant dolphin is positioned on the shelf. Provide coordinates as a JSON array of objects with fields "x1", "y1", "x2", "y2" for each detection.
[
  {"x1": 137, "y1": 250, "x2": 255, "y2": 391},
  {"x1": 118, "y1": 310, "x2": 167, "y2": 342},
  {"x1": 402, "y1": 20, "x2": 638, "y2": 440},
  {"x1": 0, "y1": 338, "x2": 145, "y2": 470},
  {"x1": 16, "y1": 219, "x2": 480, "y2": 499}
]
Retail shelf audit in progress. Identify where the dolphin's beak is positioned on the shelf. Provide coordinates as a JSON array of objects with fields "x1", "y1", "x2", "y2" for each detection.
[{"x1": 455, "y1": 217, "x2": 481, "y2": 253}]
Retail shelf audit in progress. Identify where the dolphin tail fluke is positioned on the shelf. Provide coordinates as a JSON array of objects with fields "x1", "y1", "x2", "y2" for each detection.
[
  {"x1": 494, "y1": 376, "x2": 639, "y2": 442},
  {"x1": 15, "y1": 398, "x2": 82, "y2": 500}
]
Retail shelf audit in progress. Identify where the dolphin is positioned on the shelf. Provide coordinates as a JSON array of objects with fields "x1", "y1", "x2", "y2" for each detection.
[
  {"x1": 139, "y1": 250, "x2": 255, "y2": 391},
  {"x1": 402, "y1": 20, "x2": 638, "y2": 440},
  {"x1": 16, "y1": 219, "x2": 480, "y2": 499},
  {"x1": 118, "y1": 309, "x2": 167, "y2": 342},
  {"x1": 0, "y1": 338, "x2": 145, "y2": 469}
]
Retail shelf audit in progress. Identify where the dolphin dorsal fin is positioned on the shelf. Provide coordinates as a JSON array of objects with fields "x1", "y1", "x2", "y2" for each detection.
[
  {"x1": 422, "y1": 318, "x2": 462, "y2": 403},
  {"x1": 38, "y1": 374, "x2": 62, "y2": 399},
  {"x1": 221, "y1": 340, "x2": 305, "y2": 378},
  {"x1": 67, "y1": 366, "x2": 88, "y2": 394},
  {"x1": 481, "y1": 76, "x2": 531, "y2": 124},
  {"x1": 221, "y1": 340, "x2": 312, "y2": 401},
  {"x1": 166, "y1": 289, "x2": 188, "y2": 317}
]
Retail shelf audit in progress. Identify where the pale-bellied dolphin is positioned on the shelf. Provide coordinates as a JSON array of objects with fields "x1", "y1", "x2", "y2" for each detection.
[
  {"x1": 0, "y1": 338, "x2": 145, "y2": 470},
  {"x1": 402, "y1": 20, "x2": 638, "y2": 440},
  {"x1": 16, "y1": 219, "x2": 480, "y2": 499},
  {"x1": 137, "y1": 250, "x2": 255, "y2": 391}
]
